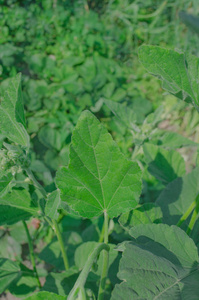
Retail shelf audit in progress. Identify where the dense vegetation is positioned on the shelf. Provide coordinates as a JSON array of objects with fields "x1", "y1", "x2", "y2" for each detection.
[{"x1": 1, "y1": 0, "x2": 199, "y2": 299}]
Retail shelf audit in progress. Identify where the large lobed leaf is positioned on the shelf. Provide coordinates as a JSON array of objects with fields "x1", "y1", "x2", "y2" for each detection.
[
  {"x1": 111, "y1": 224, "x2": 199, "y2": 299},
  {"x1": 0, "y1": 73, "x2": 29, "y2": 147},
  {"x1": 139, "y1": 45, "x2": 199, "y2": 111},
  {"x1": 56, "y1": 111, "x2": 142, "y2": 218}
]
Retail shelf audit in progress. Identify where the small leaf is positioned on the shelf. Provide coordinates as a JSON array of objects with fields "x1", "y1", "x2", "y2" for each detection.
[
  {"x1": 0, "y1": 188, "x2": 39, "y2": 215},
  {"x1": 179, "y1": 11, "x2": 199, "y2": 34},
  {"x1": 0, "y1": 173, "x2": 14, "y2": 198},
  {"x1": 139, "y1": 45, "x2": 199, "y2": 111},
  {"x1": 0, "y1": 258, "x2": 20, "y2": 294},
  {"x1": 143, "y1": 143, "x2": 186, "y2": 184},
  {"x1": 155, "y1": 131, "x2": 197, "y2": 149},
  {"x1": 56, "y1": 111, "x2": 142, "y2": 218},
  {"x1": 119, "y1": 203, "x2": 162, "y2": 232},
  {"x1": 0, "y1": 205, "x2": 32, "y2": 225},
  {"x1": 111, "y1": 224, "x2": 199, "y2": 299},
  {"x1": 24, "y1": 291, "x2": 66, "y2": 300},
  {"x1": 104, "y1": 99, "x2": 137, "y2": 129},
  {"x1": 45, "y1": 190, "x2": 61, "y2": 220},
  {"x1": 0, "y1": 73, "x2": 29, "y2": 147}
]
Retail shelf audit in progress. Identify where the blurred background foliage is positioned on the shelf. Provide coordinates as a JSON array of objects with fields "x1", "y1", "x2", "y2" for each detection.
[{"x1": 1, "y1": 0, "x2": 199, "y2": 186}]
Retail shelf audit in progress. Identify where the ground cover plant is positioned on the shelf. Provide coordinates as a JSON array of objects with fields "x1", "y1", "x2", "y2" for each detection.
[{"x1": 2, "y1": 1, "x2": 199, "y2": 299}]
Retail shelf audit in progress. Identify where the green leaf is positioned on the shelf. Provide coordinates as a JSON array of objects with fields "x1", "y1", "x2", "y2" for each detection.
[
  {"x1": 111, "y1": 224, "x2": 199, "y2": 299},
  {"x1": 0, "y1": 173, "x2": 14, "y2": 198},
  {"x1": 155, "y1": 131, "x2": 197, "y2": 149},
  {"x1": 0, "y1": 73, "x2": 29, "y2": 147},
  {"x1": 139, "y1": 45, "x2": 199, "y2": 111},
  {"x1": 0, "y1": 205, "x2": 32, "y2": 225},
  {"x1": 143, "y1": 143, "x2": 186, "y2": 184},
  {"x1": 42, "y1": 270, "x2": 78, "y2": 296},
  {"x1": 104, "y1": 99, "x2": 137, "y2": 129},
  {"x1": 157, "y1": 167, "x2": 199, "y2": 225},
  {"x1": 0, "y1": 188, "x2": 39, "y2": 215},
  {"x1": 0, "y1": 258, "x2": 20, "y2": 294},
  {"x1": 119, "y1": 203, "x2": 162, "y2": 232},
  {"x1": 56, "y1": 111, "x2": 142, "y2": 218},
  {"x1": 24, "y1": 291, "x2": 66, "y2": 300},
  {"x1": 45, "y1": 190, "x2": 61, "y2": 220}
]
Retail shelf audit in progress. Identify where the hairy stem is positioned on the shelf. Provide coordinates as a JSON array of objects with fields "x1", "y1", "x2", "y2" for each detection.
[
  {"x1": 52, "y1": 219, "x2": 69, "y2": 271},
  {"x1": 25, "y1": 168, "x2": 69, "y2": 271},
  {"x1": 22, "y1": 221, "x2": 41, "y2": 288},
  {"x1": 68, "y1": 243, "x2": 109, "y2": 300},
  {"x1": 97, "y1": 211, "x2": 109, "y2": 300}
]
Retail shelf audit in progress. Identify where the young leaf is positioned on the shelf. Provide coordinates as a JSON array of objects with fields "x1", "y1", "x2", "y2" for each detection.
[
  {"x1": 45, "y1": 190, "x2": 61, "y2": 220},
  {"x1": 0, "y1": 73, "x2": 29, "y2": 147},
  {"x1": 119, "y1": 203, "x2": 162, "y2": 232},
  {"x1": 56, "y1": 111, "x2": 142, "y2": 218},
  {"x1": 0, "y1": 173, "x2": 14, "y2": 198},
  {"x1": 143, "y1": 143, "x2": 186, "y2": 184},
  {"x1": 111, "y1": 224, "x2": 199, "y2": 299},
  {"x1": 139, "y1": 45, "x2": 199, "y2": 111},
  {"x1": 0, "y1": 258, "x2": 21, "y2": 294},
  {"x1": 24, "y1": 291, "x2": 66, "y2": 300},
  {"x1": 154, "y1": 131, "x2": 197, "y2": 149},
  {"x1": 156, "y1": 167, "x2": 199, "y2": 225}
]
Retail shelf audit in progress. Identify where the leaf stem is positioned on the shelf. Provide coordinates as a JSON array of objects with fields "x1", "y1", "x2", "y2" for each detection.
[
  {"x1": 97, "y1": 211, "x2": 109, "y2": 300},
  {"x1": 186, "y1": 194, "x2": 199, "y2": 235},
  {"x1": 177, "y1": 200, "x2": 196, "y2": 227},
  {"x1": 25, "y1": 168, "x2": 69, "y2": 271},
  {"x1": 68, "y1": 243, "x2": 109, "y2": 300},
  {"x1": 52, "y1": 219, "x2": 69, "y2": 271},
  {"x1": 22, "y1": 220, "x2": 41, "y2": 288}
]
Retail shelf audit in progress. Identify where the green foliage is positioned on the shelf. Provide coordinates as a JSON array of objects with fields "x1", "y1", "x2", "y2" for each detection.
[
  {"x1": 1, "y1": 1, "x2": 199, "y2": 299},
  {"x1": 111, "y1": 224, "x2": 199, "y2": 299}
]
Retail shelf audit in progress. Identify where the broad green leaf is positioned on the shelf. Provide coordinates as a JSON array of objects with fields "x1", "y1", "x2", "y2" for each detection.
[
  {"x1": 56, "y1": 111, "x2": 142, "y2": 218},
  {"x1": 143, "y1": 143, "x2": 186, "y2": 184},
  {"x1": 45, "y1": 190, "x2": 61, "y2": 220},
  {"x1": 111, "y1": 224, "x2": 199, "y2": 300},
  {"x1": 139, "y1": 45, "x2": 199, "y2": 111},
  {"x1": 0, "y1": 205, "x2": 32, "y2": 225},
  {"x1": 104, "y1": 99, "x2": 137, "y2": 129},
  {"x1": 0, "y1": 73, "x2": 29, "y2": 147},
  {"x1": 119, "y1": 203, "x2": 162, "y2": 232},
  {"x1": 157, "y1": 167, "x2": 199, "y2": 225},
  {"x1": 0, "y1": 189, "x2": 39, "y2": 215},
  {"x1": 0, "y1": 258, "x2": 20, "y2": 294},
  {"x1": 24, "y1": 291, "x2": 66, "y2": 300}
]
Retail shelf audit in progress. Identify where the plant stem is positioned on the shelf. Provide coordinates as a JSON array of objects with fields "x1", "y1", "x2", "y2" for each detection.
[
  {"x1": 97, "y1": 211, "x2": 109, "y2": 300},
  {"x1": 186, "y1": 194, "x2": 199, "y2": 235},
  {"x1": 177, "y1": 200, "x2": 196, "y2": 227},
  {"x1": 22, "y1": 221, "x2": 41, "y2": 288},
  {"x1": 52, "y1": 219, "x2": 69, "y2": 271},
  {"x1": 25, "y1": 168, "x2": 69, "y2": 271},
  {"x1": 68, "y1": 243, "x2": 109, "y2": 300}
]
